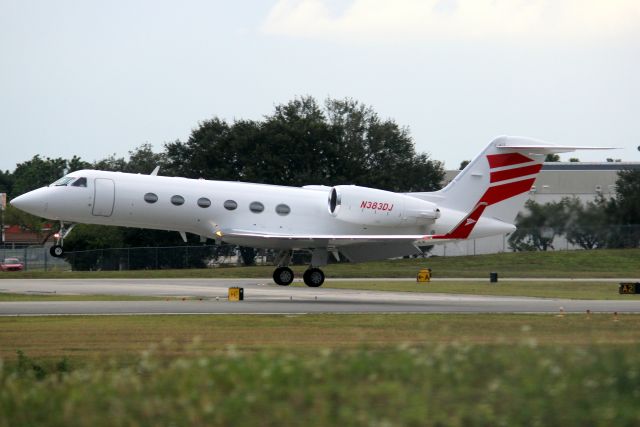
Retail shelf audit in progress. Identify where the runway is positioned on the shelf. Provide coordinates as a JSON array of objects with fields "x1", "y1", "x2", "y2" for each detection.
[{"x1": 1, "y1": 278, "x2": 639, "y2": 315}]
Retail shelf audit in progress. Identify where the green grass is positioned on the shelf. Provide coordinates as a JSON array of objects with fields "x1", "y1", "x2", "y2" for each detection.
[
  {"x1": 1, "y1": 314, "x2": 638, "y2": 361},
  {"x1": 1, "y1": 248, "x2": 639, "y2": 279},
  {"x1": 314, "y1": 280, "x2": 640, "y2": 300},
  {"x1": 2, "y1": 314, "x2": 640, "y2": 426}
]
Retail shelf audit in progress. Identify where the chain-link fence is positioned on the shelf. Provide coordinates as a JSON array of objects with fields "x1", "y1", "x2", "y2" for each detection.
[
  {"x1": 0, "y1": 245, "x2": 69, "y2": 272},
  {"x1": 0, "y1": 244, "x2": 275, "y2": 272}
]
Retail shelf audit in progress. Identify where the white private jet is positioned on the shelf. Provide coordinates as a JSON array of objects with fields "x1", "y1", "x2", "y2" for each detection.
[{"x1": 10, "y1": 136, "x2": 610, "y2": 287}]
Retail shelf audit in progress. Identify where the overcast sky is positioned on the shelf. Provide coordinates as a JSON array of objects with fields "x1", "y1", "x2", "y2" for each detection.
[{"x1": 1, "y1": 0, "x2": 639, "y2": 173}]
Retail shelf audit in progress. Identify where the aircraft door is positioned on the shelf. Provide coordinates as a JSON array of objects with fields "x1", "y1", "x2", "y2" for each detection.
[{"x1": 92, "y1": 178, "x2": 115, "y2": 217}]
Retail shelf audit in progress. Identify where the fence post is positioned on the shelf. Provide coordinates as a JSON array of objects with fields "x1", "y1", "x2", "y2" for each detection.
[
  {"x1": 44, "y1": 246, "x2": 48, "y2": 272},
  {"x1": 24, "y1": 246, "x2": 28, "y2": 271},
  {"x1": 155, "y1": 247, "x2": 159, "y2": 269}
]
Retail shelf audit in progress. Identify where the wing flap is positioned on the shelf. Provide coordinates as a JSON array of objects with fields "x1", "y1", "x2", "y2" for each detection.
[{"x1": 217, "y1": 229, "x2": 435, "y2": 247}]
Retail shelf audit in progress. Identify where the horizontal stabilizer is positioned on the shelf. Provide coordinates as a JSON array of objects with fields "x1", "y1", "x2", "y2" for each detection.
[{"x1": 496, "y1": 144, "x2": 616, "y2": 154}]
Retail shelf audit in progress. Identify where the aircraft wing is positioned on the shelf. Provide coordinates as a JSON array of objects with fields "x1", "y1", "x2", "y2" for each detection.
[
  {"x1": 217, "y1": 229, "x2": 442, "y2": 246},
  {"x1": 217, "y1": 229, "x2": 447, "y2": 263}
]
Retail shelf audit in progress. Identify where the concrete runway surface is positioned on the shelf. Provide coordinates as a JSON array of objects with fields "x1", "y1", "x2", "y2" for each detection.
[{"x1": 0, "y1": 278, "x2": 639, "y2": 315}]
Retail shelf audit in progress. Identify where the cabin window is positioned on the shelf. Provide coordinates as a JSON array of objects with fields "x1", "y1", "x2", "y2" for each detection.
[
  {"x1": 249, "y1": 201, "x2": 264, "y2": 213},
  {"x1": 275, "y1": 204, "x2": 291, "y2": 216},
  {"x1": 197, "y1": 197, "x2": 211, "y2": 208},
  {"x1": 71, "y1": 177, "x2": 87, "y2": 187},
  {"x1": 171, "y1": 195, "x2": 185, "y2": 206},
  {"x1": 52, "y1": 176, "x2": 75, "y2": 186},
  {"x1": 144, "y1": 193, "x2": 158, "y2": 203},
  {"x1": 224, "y1": 200, "x2": 238, "y2": 211}
]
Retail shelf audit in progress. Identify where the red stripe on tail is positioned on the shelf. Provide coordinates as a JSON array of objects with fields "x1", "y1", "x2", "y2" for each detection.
[
  {"x1": 431, "y1": 202, "x2": 488, "y2": 240},
  {"x1": 486, "y1": 152, "x2": 533, "y2": 168},
  {"x1": 480, "y1": 178, "x2": 536, "y2": 205}
]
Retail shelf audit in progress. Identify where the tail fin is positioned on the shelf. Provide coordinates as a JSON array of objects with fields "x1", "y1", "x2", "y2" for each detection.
[{"x1": 414, "y1": 136, "x2": 613, "y2": 226}]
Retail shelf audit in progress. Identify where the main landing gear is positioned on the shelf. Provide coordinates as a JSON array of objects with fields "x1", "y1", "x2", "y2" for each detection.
[
  {"x1": 49, "y1": 221, "x2": 76, "y2": 258},
  {"x1": 272, "y1": 250, "x2": 326, "y2": 287}
]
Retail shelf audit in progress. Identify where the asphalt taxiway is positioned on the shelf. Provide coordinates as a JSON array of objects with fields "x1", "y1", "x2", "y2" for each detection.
[{"x1": 1, "y1": 278, "x2": 639, "y2": 315}]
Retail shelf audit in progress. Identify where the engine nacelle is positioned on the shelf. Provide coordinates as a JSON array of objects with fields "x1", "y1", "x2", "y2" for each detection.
[{"x1": 328, "y1": 185, "x2": 440, "y2": 227}]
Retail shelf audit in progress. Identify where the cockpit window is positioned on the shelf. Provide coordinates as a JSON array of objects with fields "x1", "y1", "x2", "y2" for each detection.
[
  {"x1": 71, "y1": 177, "x2": 87, "y2": 187},
  {"x1": 52, "y1": 177, "x2": 76, "y2": 186}
]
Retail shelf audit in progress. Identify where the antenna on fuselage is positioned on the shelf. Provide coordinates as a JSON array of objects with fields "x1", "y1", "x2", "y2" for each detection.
[{"x1": 150, "y1": 166, "x2": 160, "y2": 176}]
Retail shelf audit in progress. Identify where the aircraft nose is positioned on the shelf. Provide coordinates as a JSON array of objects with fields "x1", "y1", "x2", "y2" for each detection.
[{"x1": 10, "y1": 189, "x2": 49, "y2": 217}]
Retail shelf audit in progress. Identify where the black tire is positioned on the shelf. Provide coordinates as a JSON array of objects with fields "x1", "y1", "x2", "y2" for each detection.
[
  {"x1": 50, "y1": 245, "x2": 64, "y2": 258},
  {"x1": 303, "y1": 268, "x2": 324, "y2": 287},
  {"x1": 273, "y1": 267, "x2": 294, "y2": 286}
]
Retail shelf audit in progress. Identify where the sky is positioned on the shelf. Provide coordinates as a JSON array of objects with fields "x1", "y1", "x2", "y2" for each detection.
[{"x1": 1, "y1": 0, "x2": 639, "y2": 173}]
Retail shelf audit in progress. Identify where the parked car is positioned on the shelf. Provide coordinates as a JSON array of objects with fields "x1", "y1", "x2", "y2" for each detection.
[{"x1": 0, "y1": 257, "x2": 24, "y2": 272}]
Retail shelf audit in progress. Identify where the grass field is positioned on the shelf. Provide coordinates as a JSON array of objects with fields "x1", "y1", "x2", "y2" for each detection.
[
  {"x1": 1, "y1": 248, "x2": 639, "y2": 279},
  {"x1": 1, "y1": 249, "x2": 639, "y2": 425},
  {"x1": 2, "y1": 314, "x2": 640, "y2": 426}
]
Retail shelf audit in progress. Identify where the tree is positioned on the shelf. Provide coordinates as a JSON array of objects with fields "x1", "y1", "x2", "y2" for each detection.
[
  {"x1": 605, "y1": 169, "x2": 640, "y2": 247},
  {"x1": 165, "y1": 96, "x2": 444, "y2": 191},
  {"x1": 123, "y1": 144, "x2": 167, "y2": 174},
  {"x1": 569, "y1": 158, "x2": 580, "y2": 162},
  {"x1": 11, "y1": 155, "x2": 67, "y2": 198},
  {"x1": 509, "y1": 199, "x2": 567, "y2": 251},
  {"x1": 545, "y1": 154, "x2": 560, "y2": 162},
  {"x1": 563, "y1": 197, "x2": 608, "y2": 249},
  {"x1": 459, "y1": 160, "x2": 470, "y2": 170},
  {"x1": 0, "y1": 169, "x2": 13, "y2": 197}
]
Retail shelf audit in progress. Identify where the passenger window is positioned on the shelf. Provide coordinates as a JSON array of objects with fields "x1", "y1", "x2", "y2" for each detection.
[
  {"x1": 275, "y1": 204, "x2": 291, "y2": 216},
  {"x1": 249, "y1": 201, "x2": 264, "y2": 213},
  {"x1": 224, "y1": 200, "x2": 238, "y2": 210},
  {"x1": 198, "y1": 197, "x2": 211, "y2": 208},
  {"x1": 171, "y1": 195, "x2": 185, "y2": 206},
  {"x1": 71, "y1": 177, "x2": 87, "y2": 187},
  {"x1": 144, "y1": 193, "x2": 158, "y2": 203}
]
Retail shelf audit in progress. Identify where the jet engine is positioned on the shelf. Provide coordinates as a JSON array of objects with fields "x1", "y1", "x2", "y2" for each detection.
[{"x1": 328, "y1": 185, "x2": 440, "y2": 227}]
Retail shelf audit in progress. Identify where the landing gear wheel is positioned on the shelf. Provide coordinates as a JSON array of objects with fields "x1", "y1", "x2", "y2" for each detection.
[
  {"x1": 50, "y1": 245, "x2": 64, "y2": 258},
  {"x1": 273, "y1": 267, "x2": 294, "y2": 286},
  {"x1": 303, "y1": 268, "x2": 325, "y2": 287}
]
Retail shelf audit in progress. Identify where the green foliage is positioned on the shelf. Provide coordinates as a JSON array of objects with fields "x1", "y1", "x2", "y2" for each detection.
[
  {"x1": 2, "y1": 204, "x2": 45, "y2": 233},
  {"x1": 3, "y1": 344, "x2": 640, "y2": 426},
  {"x1": 165, "y1": 96, "x2": 444, "y2": 192},
  {"x1": 10, "y1": 155, "x2": 67, "y2": 198},
  {"x1": 509, "y1": 199, "x2": 567, "y2": 251},
  {"x1": 0, "y1": 170, "x2": 13, "y2": 196},
  {"x1": 563, "y1": 197, "x2": 609, "y2": 249},
  {"x1": 544, "y1": 153, "x2": 560, "y2": 162},
  {"x1": 610, "y1": 169, "x2": 640, "y2": 232},
  {"x1": 459, "y1": 159, "x2": 471, "y2": 170},
  {"x1": 14, "y1": 350, "x2": 69, "y2": 380}
]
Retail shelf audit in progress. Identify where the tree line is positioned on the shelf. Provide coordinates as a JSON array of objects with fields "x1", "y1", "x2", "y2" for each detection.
[
  {"x1": 509, "y1": 169, "x2": 640, "y2": 251},
  {"x1": 0, "y1": 96, "x2": 445, "y2": 268}
]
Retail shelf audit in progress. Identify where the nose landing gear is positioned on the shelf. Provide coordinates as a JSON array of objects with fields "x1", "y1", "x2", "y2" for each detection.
[{"x1": 49, "y1": 222, "x2": 76, "y2": 258}]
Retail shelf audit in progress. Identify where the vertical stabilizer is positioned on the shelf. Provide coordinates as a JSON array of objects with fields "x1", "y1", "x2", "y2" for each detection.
[{"x1": 412, "y1": 136, "x2": 612, "y2": 226}]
